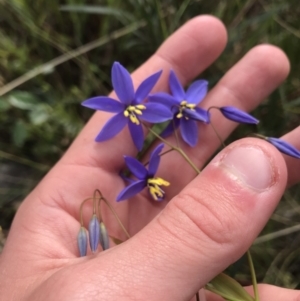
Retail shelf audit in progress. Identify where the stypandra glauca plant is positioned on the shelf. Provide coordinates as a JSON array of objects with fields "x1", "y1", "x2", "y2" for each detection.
[{"x1": 77, "y1": 62, "x2": 300, "y2": 301}]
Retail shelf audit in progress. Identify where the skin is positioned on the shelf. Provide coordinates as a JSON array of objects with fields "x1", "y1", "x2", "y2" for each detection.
[{"x1": 0, "y1": 15, "x2": 300, "y2": 301}]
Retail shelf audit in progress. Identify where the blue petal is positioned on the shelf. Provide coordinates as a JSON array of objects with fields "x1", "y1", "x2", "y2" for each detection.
[
  {"x1": 186, "y1": 107, "x2": 210, "y2": 123},
  {"x1": 112, "y1": 62, "x2": 135, "y2": 104},
  {"x1": 124, "y1": 156, "x2": 148, "y2": 179},
  {"x1": 140, "y1": 103, "x2": 172, "y2": 123},
  {"x1": 148, "y1": 92, "x2": 179, "y2": 108},
  {"x1": 148, "y1": 143, "x2": 164, "y2": 176},
  {"x1": 82, "y1": 96, "x2": 124, "y2": 112},
  {"x1": 89, "y1": 215, "x2": 100, "y2": 253},
  {"x1": 116, "y1": 180, "x2": 146, "y2": 201},
  {"x1": 180, "y1": 118, "x2": 198, "y2": 147},
  {"x1": 161, "y1": 118, "x2": 180, "y2": 137},
  {"x1": 128, "y1": 121, "x2": 144, "y2": 151},
  {"x1": 95, "y1": 112, "x2": 127, "y2": 142},
  {"x1": 195, "y1": 107, "x2": 210, "y2": 123},
  {"x1": 267, "y1": 137, "x2": 300, "y2": 159},
  {"x1": 169, "y1": 70, "x2": 185, "y2": 100},
  {"x1": 186, "y1": 80, "x2": 208, "y2": 104},
  {"x1": 135, "y1": 70, "x2": 162, "y2": 103},
  {"x1": 220, "y1": 106, "x2": 259, "y2": 124}
]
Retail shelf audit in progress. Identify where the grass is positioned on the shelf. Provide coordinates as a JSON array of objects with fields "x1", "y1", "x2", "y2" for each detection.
[{"x1": 0, "y1": 0, "x2": 300, "y2": 289}]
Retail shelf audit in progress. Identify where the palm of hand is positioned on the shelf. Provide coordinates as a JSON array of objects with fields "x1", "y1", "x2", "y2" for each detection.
[{"x1": 1, "y1": 15, "x2": 299, "y2": 301}]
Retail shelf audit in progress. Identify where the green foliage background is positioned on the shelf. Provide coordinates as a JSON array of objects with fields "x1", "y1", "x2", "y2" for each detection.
[{"x1": 0, "y1": 0, "x2": 300, "y2": 289}]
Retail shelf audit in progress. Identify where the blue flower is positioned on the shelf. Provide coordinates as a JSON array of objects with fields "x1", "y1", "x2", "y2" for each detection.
[
  {"x1": 117, "y1": 143, "x2": 170, "y2": 201},
  {"x1": 77, "y1": 227, "x2": 88, "y2": 257},
  {"x1": 89, "y1": 214, "x2": 100, "y2": 253},
  {"x1": 149, "y1": 70, "x2": 209, "y2": 147},
  {"x1": 219, "y1": 106, "x2": 259, "y2": 124},
  {"x1": 82, "y1": 62, "x2": 172, "y2": 150},
  {"x1": 266, "y1": 137, "x2": 300, "y2": 159},
  {"x1": 99, "y1": 222, "x2": 110, "y2": 251}
]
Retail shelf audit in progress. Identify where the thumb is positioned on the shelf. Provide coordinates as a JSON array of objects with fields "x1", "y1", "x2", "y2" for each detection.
[
  {"x1": 32, "y1": 138, "x2": 287, "y2": 301},
  {"x1": 102, "y1": 138, "x2": 287, "y2": 300}
]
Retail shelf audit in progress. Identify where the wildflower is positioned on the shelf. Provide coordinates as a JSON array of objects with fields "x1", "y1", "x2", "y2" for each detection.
[
  {"x1": 117, "y1": 143, "x2": 170, "y2": 201},
  {"x1": 266, "y1": 137, "x2": 300, "y2": 159},
  {"x1": 149, "y1": 70, "x2": 209, "y2": 147},
  {"x1": 99, "y1": 222, "x2": 110, "y2": 251},
  {"x1": 82, "y1": 62, "x2": 172, "y2": 150},
  {"x1": 77, "y1": 227, "x2": 88, "y2": 257},
  {"x1": 89, "y1": 214, "x2": 100, "y2": 253},
  {"x1": 219, "y1": 106, "x2": 259, "y2": 124}
]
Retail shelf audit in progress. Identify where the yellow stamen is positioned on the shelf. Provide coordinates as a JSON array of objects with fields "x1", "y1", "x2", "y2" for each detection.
[
  {"x1": 148, "y1": 177, "x2": 170, "y2": 186},
  {"x1": 129, "y1": 115, "x2": 140, "y2": 125},
  {"x1": 134, "y1": 109, "x2": 143, "y2": 115},
  {"x1": 135, "y1": 104, "x2": 146, "y2": 110},
  {"x1": 180, "y1": 100, "x2": 187, "y2": 105},
  {"x1": 147, "y1": 177, "x2": 170, "y2": 201},
  {"x1": 124, "y1": 105, "x2": 146, "y2": 124},
  {"x1": 186, "y1": 104, "x2": 196, "y2": 109},
  {"x1": 176, "y1": 112, "x2": 183, "y2": 119}
]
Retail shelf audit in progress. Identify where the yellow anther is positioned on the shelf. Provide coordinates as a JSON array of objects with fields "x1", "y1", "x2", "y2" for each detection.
[
  {"x1": 149, "y1": 186, "x2": 159, "y2": 201},
  {"x1": 134, "y1": 109, "x2": 143, "y2": 115},
  {"x1": 176, "y1": 112, "x2": 183, "y2": 119},
  {"x1": 180, "y1": 100, "x2": 187, "y2": 105},
  {"x1": 127, "y1": 106, "x2": 136, "y2": 111},
  {"x1": 135, "y1": 104, "x2": 146, "y2": 110},
  {"x1": 149, "y1": 185, "x2": 163, "y2": 200},
  {"x1": 147, "y1": 177, "x2": 170, "y2": 201},
  {"x1": 186, "y1": 104, "x2": 196, "y2": 109},
  {"x1": 148, "y1": 177, "x2": 170, "y2": 187},
  {"x1": 129, "y1": 114, "x2": 140, "y2": 125},
  {"x1": 124, "y1": 111, "x2": 129, "y2": 117}
]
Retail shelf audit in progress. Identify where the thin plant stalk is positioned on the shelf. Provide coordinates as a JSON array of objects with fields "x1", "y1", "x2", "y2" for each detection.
[
  {"x1": 146, "y1": 126, "x2": 200, "y2": 174},
  {"x1": 101, "y1": 196, "x2": 131, "y2": 239},
  {"x1": 0, "y1": 21, "x2": 146, "y2": 97},
  {"x1": 247, "y1": 250, "x2": 260, "y2": 301}
]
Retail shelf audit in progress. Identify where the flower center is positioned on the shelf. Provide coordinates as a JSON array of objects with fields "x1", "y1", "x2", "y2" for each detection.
[
  {"x1": 176, "y1": 100, "x2": 196, "y2": 119},
  {"x1": 147, "y1": 177, "x2": 170, "y2": 201},
  {"x1": 123, "y1": 105, "x2": 146, "y2": 125}
]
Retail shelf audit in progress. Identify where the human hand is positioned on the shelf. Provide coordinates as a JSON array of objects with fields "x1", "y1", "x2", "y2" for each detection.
[{"x1": 0, "y1": 15, "x2": 300, "y2": 301}]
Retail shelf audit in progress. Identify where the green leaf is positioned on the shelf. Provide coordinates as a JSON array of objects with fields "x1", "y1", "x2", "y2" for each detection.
[
  {"x1": 12, "y1": 120, "x2": 28, "y2": 147},
  {"x1": 0, "y1": 97, "x2": 11, "y2": 111},
  {"x1": 8, "y1": 91, "x2": 39, "y2": 110},
  {"x1": 29, "y1": 105, "x2": 51, "y2": 125},
  {"x1": 60, "y1": 5, "x2": 132, "y2": 19},
  {"x1": 206, "y1": 273, "x2": 255, "y2": 301}
]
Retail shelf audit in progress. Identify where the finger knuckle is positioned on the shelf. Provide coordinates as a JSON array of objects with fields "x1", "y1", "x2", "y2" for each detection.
[{"x1": 169, "y1": 187, "x2": 243, "y2": 249}]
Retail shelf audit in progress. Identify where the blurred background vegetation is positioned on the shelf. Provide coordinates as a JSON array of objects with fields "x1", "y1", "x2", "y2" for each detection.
[{"x1": 0, "y1": 0, "x2": 300, "y2": 289}]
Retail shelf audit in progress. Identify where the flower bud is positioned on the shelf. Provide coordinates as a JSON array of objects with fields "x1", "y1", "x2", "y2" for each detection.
[
  {"x1": 77, "y1": 227, "x2": 88, "y2": 257},
  {"x1": 99, "y1": 222, "x2": 110, "y2": 251},
  {"x1": 219, "y1": 106, "x2": 259, "y2": 124},
  {"x1": 89, "y1": 214, "x2": 100, "y2": 253},
  {"x1": 266, "y1": 137, "x2": 300, "y2": 159}
]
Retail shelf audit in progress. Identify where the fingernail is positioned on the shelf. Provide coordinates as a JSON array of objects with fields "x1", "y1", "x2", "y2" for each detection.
[{"x1": 220, "y1": 146, "x2": 274, "y2": 191}]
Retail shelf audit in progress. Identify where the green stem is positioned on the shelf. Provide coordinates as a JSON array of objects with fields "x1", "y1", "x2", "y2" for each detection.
[
  {"x1": 0, "y1": 150, "x2": 49, "y2": 171},
  {"x1": 247, "y1": 250, "x2": 260, "y2": 301},
  {"x1": 209, "y1": 121, "x2": 226, "y2": 148},
  {"x1": 79, "y1": 197, "x2": 93, "y2": 226},
  {"x1": 146, "y1": 126, "x2": 200, "y2": 174},
  {"x1": 101, "y1": 197, "x2": 131, "y2": 239},
  {"x1": 144, "y1": 148, "x2": 174, "y2": 167}
]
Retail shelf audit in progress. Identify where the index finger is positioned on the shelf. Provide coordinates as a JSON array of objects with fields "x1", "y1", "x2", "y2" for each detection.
[{"x1": 60, "y1": 15, "x2": 227, "y2": 172}]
